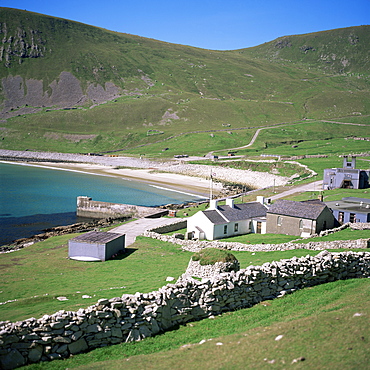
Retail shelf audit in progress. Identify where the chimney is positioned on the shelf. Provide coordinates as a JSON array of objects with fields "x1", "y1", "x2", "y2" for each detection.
[
  {"x1": 343, "y1": 155, "x2": 356, "y2": 169},
  {"x1": 209, "y1": 199, "x2": 218, "y2": 210},
  {"x1": 256, "y1": 196, "x2": 265, "y2": 205},
  {"x1": 226, "y1": 198, "x2": 234, "y2": 208},
  {"x1": 342, "y1": 155, "x2": 348, "y2": 168}
]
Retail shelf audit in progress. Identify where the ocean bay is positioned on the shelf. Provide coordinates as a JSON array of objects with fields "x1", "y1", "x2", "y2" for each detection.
[{"x1": 0, "y1": 162, "x2": 203, "y2": 245}]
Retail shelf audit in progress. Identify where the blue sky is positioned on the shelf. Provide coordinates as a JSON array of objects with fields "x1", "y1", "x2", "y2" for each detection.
[{"x1": 2, "y1": 0, "x2": 369, "y2": 50}]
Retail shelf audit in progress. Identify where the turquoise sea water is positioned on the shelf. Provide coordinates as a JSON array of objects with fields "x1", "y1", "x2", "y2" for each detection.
[{"x1": 0, "y1": 162, "x2": 203, "y2": 245}]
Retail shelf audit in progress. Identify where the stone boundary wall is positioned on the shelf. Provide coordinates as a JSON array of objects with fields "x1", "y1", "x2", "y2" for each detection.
[
  {"x1": 1, "y1": 251, "x2": 370, "y2": 369},
  {"x1": 143, "y1": 222, "x2": 370, "y2": 253},
  {"x1": 143, "y1": 231, "x2": 370, "y2": 253},
  {"x1": 184, "y1": 259, "x2": 240, "y2": 278},
  {"x1": 148, "y1": 220, "x2": 187, "y2": 234},
  {"x1": 76, "y1": 196, "x2": 167, "y2": 219}
]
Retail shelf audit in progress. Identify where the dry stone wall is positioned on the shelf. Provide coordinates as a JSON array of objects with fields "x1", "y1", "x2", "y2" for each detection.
[
  {"x1": 147, "y1": 220, "x2": 187, "y2": 234},
  {"x1": 1, "y1": 250, "x2": 370, "y2": 369},
  {"x1": 144, "y1": 221, "x2": 370, "y2": 252},
  {"x1": 184, "y1": 259, "x2": 240, "y2": 279},
  {"x1": 144, "y1": 231, "x2": 370, "y2": 253}
]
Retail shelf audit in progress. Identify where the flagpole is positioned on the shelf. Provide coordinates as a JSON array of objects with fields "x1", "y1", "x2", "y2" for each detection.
[{"x1": 210, "y1": 170, "x2": 213, "y2": 201}]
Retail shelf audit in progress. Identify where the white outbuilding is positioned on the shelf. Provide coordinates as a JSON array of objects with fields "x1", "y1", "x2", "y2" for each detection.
[{"x1": 68, "y1": 231, "x2": 125, "y2": 262}]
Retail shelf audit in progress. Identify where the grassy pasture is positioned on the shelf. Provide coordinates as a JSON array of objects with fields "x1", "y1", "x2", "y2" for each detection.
[
  {"x1": 22, "y1": 269, "x2": 370, "y2": 369},
  {"x1": 1, "y1": 227, "x2": 369, "y2": 323},
  {"x1": 226, "y1": 229, "x2": 370, "y2": 246},
  {"x1": 0, "y1": 235, "x2": 192, "y2": 322},
  {"x1": 289, "y1": 188, "x2": 370, "y2": 202},
  {"x1": 68, "y1": 278, "x2": 369, "y2": 370}
]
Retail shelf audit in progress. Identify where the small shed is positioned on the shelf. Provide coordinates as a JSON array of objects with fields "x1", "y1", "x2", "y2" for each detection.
[{"x1": 68, "y1": 231, "x2": 125, "y2": 262}]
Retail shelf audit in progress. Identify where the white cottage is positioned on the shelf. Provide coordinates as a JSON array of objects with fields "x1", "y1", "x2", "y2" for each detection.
[{"x1": 186, "y1": 197, "x2": 268, "y2": 240}]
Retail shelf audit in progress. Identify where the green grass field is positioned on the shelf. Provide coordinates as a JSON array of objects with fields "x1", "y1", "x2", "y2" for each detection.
[
  {"x1": 1, "y1": 228, "x2": 368, "y2": 323},
  {"x1": 53, "y1": 278, "x2": 369, "y2": 370},
  {"x1": 1, "y1": 230, "x2": 369, "y2": 369}
]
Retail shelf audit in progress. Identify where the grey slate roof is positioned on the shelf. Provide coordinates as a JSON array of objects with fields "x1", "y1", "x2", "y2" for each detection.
[
  {"x1": 203, "y1": 202, "x2": 267, "y2": 224},
  {"x1": 267, "y1": 200, "x2": 326, "y2": 220},
  {"x1": 203, "y1": 210, "x2": 227, "y2": 224},
  {"x1": 71, "y1": 231, "x2": 123, "y2": 244}
]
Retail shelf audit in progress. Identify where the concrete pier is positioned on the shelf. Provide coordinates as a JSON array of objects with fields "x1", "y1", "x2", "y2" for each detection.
[{"x1": 76, "y1": 196, "x2": 168, "y2": 219}]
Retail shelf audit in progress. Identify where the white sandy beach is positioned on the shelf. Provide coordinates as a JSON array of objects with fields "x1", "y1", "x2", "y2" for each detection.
[
  {"x1": 0, "y1": 149, "x2": 288, "y2": 197},
  {"x1": 2, "y1": 160, "x2": 219, "y2": 198}
]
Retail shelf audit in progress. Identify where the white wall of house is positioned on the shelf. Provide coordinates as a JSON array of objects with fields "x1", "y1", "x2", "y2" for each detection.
[
  {"x1": 207, "y1": 220, "x2": 253, "y2": 240},
  {"x1": 187, "y1": 212, "x2": 215, "y2": 240},
  {"x1": 188, "y1": 215, "x2": 258, "y2": 240},
  {"x1": 187, "y1": 197, "x2": 267, "y2": 240}
]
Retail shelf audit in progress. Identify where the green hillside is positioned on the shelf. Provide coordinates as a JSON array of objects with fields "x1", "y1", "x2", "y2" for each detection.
[
  {"x1": 239, "y1": 26, "x2": 370, "y2": 74},
  {"x1": 0, "y1": 8, "x2": 369, "y2": 155}
]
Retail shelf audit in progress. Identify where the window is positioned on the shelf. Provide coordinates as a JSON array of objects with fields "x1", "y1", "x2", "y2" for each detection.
[
  {"x1": 223, "y1": 225, "x2": 228, "y2": 234},
  {"x1": 349, "y1": 213, "x2": 356, "y2": 223},
  {"x1": 299, "y1": 219, "x2": 303, "y2": 229},
  {"x1": 338, "y1": 212, "x2": 344, "y2": 223},
  {"x1": 277, "y1": 216, "x2": 282, "y2": 226},
  {"x1": 234, "y1": 223, "x2": 239, "y2": 232}
]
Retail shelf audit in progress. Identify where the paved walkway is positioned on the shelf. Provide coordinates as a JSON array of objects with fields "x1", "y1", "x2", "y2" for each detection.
[
  {"x1": 269, "y1": 180, "x2": 323, "y2": 201},
  {"x1": 108, "y1": 217, "x2": 181, "y2": 246}
]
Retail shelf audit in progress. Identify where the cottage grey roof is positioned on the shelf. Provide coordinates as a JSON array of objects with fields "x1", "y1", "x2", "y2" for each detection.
[
  {"x1": 203, "y1": 210, "x2": 227, "y2": 224},
  {"x1": 203, "y1": 202, "x2": 267, "y2": 224},
  {"x1": 71, "y1": 231, "x2": 123, "y2": 243},
  {"x1": 267, "y1": 200, "x2": 326, "y2": 220}
]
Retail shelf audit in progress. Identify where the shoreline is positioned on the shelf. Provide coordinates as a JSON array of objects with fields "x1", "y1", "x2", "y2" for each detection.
[
  {"x1": 0, "y1": 160, "x2": 217, "y2": 198},
  {"x1": 0, "y1": 149, "x2": 289, "y2": 190}
]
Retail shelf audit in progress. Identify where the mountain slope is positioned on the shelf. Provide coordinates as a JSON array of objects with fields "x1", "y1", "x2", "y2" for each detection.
[
  {"x1": 239, "y1": 26, "x2": 370, "y2": 74},
  {"x1": 0, "y1": 8, "x2": 369, "y2": 154}
]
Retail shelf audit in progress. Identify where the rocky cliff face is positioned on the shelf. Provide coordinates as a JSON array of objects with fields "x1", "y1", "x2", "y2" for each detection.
[
  {"x1": 0, "y1": 22, "x2": 46, "y2": 67},
  {"x1": 0, "y1": 18, "x2": 125, "y2": 118},
  {"x1": 0, "y1": 72, "x2": 121, "y2": 119}
]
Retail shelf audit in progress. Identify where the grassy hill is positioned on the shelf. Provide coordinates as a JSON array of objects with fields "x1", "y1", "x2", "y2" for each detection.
[
  {"x1": 239, "y1": 26, "x2": 370, "y2": 74},
  {"x1": 0, "y1": 230, "x2": 369, "y2": 369},
  {"x1": 0, "y1": 8, "x2": 369, "y2": 155}
]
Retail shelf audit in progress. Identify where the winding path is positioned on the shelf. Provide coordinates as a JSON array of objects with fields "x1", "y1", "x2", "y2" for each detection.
[{"x1": 208, "y1": 118, "x2": 369, "y2": 156}]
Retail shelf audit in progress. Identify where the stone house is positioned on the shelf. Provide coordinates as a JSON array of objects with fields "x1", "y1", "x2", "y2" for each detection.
[
  {"x1": 323, "y1": 156, "x2": 370, "y2": 190},
  {"x1": 266, "y1": 199, "x2": 337, "y2": 237},
  {"x1": 325, "y1": 197, "x2": 370, "y2": 224},
  {"x1": 186, "y1": 197, "x2": 268, "y2": 240}
]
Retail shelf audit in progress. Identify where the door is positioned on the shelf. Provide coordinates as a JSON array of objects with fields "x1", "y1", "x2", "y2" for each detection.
[{"x1": 256, "y1": 221, "x2": 262, "y2": 234}]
